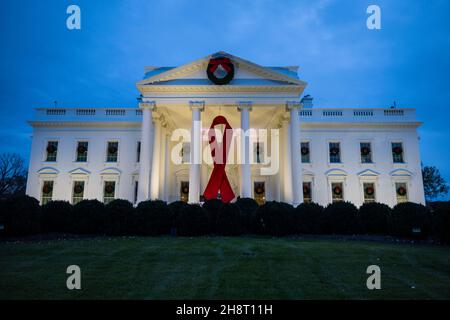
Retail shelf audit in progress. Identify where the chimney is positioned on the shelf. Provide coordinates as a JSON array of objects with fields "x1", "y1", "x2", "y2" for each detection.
[{"x1": 301, "y1": 95, "x2": 313, "y2": 108}]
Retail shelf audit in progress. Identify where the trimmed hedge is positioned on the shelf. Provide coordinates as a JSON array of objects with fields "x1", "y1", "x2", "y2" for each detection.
[
  {"x1": 294, "y1": 203, "x2": 324, "y2": 234},
  {"x1": 71, "y1": 199, "x2": 106, "y2": 234},
  {"x1": 253, "y1": 201, "x2": 295, "y2": 236},
  {"x1": 105, "y1": 199, "x2": 134, "y2": 235},
  {"x1": 359, "y1": 202, "x2": 392, "y2": 235},
  {"x1": 235, "y1": 198, "x2": 259, "y2": 233},
  {"x1": 202, "y1": 199, "x2": 223, "y2": 232},
  {"x1": 41, "y1": 200, "x2": 73, "y2": 233},
  {"x1": 390, "y1": 202, "x2": 431, "y2": 238},
  {"x1": 175, "y1": 204, "x2": 209, "y2": 236},
  {"x1": 135, "y1": 200, "x2": 172, "y2": 236},
  {"x1": 322, "y1": 202, "x2": 360, "y2": 235},
  {"x1": 1, "y1": 195, "x2": 41, "y2": 236},
  {"x1": 432, "y1": 202, "x2": 450, "y2": 244},
  {"x1": 216, "y1": 203, "x2": 243, "y2": 236}
]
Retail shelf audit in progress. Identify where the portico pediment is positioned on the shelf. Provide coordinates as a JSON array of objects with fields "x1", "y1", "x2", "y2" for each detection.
[
  {"x1": 357, "y1": 169, "x2": 380, "y2": 177},
  {"x1": 136, "y1": 51, "x2": 307, "y2": 93}
]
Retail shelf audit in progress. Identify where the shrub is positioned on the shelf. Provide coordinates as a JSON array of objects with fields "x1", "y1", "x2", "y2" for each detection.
[
  {"x1": 71, "y1": 199, "x2": 106, "y2": 234},
  {"x1": 202, "y1": 199, "x2": 223, "y2": 231},
  {"x1": 168, "y1": 201, "x2": 189, "y2": 228},
  {"x1": 359, "y1": 202, "x2": 392, "y2": 235},
  {"x1": 252, "y1": 201, "x2": 295, "y2": 236},
  {"x1": 175, "y1": 204, "x2": 209, "y2": 236},
  {"x1": 390, "y1": 202, "x2": 431, "y2": 238},
  {"x1": 1, "y1": 195, "x2": 41, "y2": 236},
  {"x1": 235, "y1": 198, "x2": 259, "y2": 233},
  {"x1": 321, "y1": 202, "x2": 361, "y2": 235},
  {"x1": 216, "y1": 203, "x2": 243, "y2": 236},
  {"x1": 432, "y1": 201, "x2": 450, "y2": 244},
  {"x1": 105, "y1": 199, "x2": 134, "y2": 235},
  {"x1": 135, "y1": 200, "x2": 172, "y2": 236},
  {"x1": 41, "y1": 200, "x2": 73, "y2": 233},
  {"x1": 293, "y1": 203, "x2": 324, "y2": 234}
]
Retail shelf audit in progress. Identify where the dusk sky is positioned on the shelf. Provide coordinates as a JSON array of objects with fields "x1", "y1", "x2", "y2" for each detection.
[{"x1": 1, "y1": 0, "x2": 449, "y2": 198}]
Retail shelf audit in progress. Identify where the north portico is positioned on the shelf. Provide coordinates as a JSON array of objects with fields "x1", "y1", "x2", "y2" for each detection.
[
  {"x1": 135, "y1": 51, "x2": 306, "y2": 205},
  {"x1": 26, "y1": 51, "x2": 425, "y2": 207}
]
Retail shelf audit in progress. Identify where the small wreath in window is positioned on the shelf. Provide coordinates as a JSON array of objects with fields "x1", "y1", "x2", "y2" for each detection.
[
  {"x1": 77, "y1": 145, "x2": 87, "y2": 154},
  {"x1": 42, "y1": 184, "x2": 53, "y2": 194},
  {"x1": 303, "y1": 184, "x2": 311, "y2": 195},
  {"x1": 254, "y1": 184, "x2": 265, "y2": 195},
  {"x1": 393, "y1": 146, "x2": 403, "y2": 155},
  {"x1": 365, "y1": 186, "x2": 374, "y2": 196},
  {"x1": 333, "y1": 185, "x2": 342, "y2": 195},
  {"x1": 397, "y1": 186, "x2": 407, "y2": 196},
  {"x1": 105, "y1": 184, "x2": 115, "y2": 194},
  {"x1": 108, "y1": 145, "x2": 118, "y2": 155},
  {"x1": 361, "y1": 146, "x2": 371, "y2": 156},
  {"x1": 330, "y1": 147, "x2": 340, "y2": 156},
  {"x1": 181, "y1": 185, "x2": 189, "y2": 194},
  {"x1": 46, "y1": 144, "x2": 57, "y2": 154},
  {"x1": 74, "y1": 184, "x2": 84, "y2": 194},
  {"x1": 301, "y1": 146, "x2": 309, "y2": 156}
]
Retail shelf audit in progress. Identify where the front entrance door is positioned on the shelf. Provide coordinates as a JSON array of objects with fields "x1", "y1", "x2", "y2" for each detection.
[{"x1": 254, "y1": 181, "x2": 265, "y2": 205}]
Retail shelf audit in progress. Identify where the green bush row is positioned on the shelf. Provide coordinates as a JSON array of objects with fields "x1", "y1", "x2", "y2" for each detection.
[{"x1": 0, "y1": 196, "x2": 449, "y2": 243}]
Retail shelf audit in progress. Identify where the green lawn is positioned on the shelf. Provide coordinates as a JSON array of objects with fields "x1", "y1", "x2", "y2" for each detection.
[{"x1": 0, "y1": 237, "x2": 449, "y2": 299}]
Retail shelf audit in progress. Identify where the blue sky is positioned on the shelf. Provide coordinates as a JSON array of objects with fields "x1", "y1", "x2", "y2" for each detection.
[{"x1": 1, "y1": 0, "x2": 449, "y2": 198}]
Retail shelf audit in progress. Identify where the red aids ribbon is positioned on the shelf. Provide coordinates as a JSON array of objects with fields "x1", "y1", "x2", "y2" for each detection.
[
  {"x1": 203, "y1": 115, "x2": 236, "y2": 203},
  {"x1": 208, "y1": 58, "x2": 233, "y2": 73}
]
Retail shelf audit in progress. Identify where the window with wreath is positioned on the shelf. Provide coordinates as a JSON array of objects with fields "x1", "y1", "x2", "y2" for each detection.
[
  {"x1": 360, "y1": 142, "x2": 372, "y2": 163},
  {"x1": 303, "y1": 182, "x2": 312, "y2": 203},
  {"x1": 329, "y1": 142, "x2": 341, "y2": 163},
  {"x1": 106, "y1": 141, "x2": 119, "y2": 162},
  {"x1": 395, "y1": 182, "x2": 408, "y2": 203},
  {"x1": 103, "y1": 181, "x2": 116, "y2": 204},
  {"x1": 45, "y1": 141, "x2": 58, "y2": 162},
  {"x1": 392, "y1": 142, "x2": 404, "y2": 163},
  {"x1": 331, "y1": 182, "x2": 344, "y2": 203},
  {"x1": 72, "y1": 181, "x2": 85, "y2": 204},
  {"x1": 301, "y1": 142, "x2": 310, "y2": 163},
  {"x1": 76, "y1": 141, "x2": 88, "y2": 162},
  {"x1": 41, "y1": 180, "x2": 54, "y2": 205},
  {"x1": 363, "y1": 182, "x2": 376, "y2": 203},
  {"x1": 136, "y1": 141, "x2": 141, "y2": 163}
]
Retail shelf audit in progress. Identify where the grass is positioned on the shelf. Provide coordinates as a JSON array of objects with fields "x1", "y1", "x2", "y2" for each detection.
[{"x1": 0, "y1": 236, "x2": 449, "y2": 300}]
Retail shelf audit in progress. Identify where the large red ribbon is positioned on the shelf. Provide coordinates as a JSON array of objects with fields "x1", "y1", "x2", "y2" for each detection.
[
  {"x1": 203, "y1": 115, "x2": 236, "y2": 203},
  {"x1": 208, "y1": 58, "x2": 233, "y2": 73}
]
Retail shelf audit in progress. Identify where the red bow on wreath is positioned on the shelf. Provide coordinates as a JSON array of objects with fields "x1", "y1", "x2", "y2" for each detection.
[
  {"x1": 208, "y1": 58, "x2": 233, "y2": 73},
  {"x1": 203, "y1": 116, "x2": 235, "y2": 203}
]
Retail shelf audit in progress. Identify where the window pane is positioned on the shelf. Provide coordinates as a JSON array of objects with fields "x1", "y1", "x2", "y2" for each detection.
[
  {"x1": 103, "y1": 181, "x2": 116, "y2": 204},
  {"x1": 254, "y1": 142, "x2": 264, "y2": 164},
  {"x1": 392, "y1": 142, "x2": 404, "y2": 163},
  {"x1": 329, "y1": 142, "x2": 341, "y2": 163},
  {"x1": 360, "y1": 142, "x2": 372, "y2": 163},
  {"x1": 41, "y1": 180, "x2": 54, "y2": 205},
  {"x1": 106, "y1": 142, "x2": 118, "y2": 162},
  {"x1": 181, "y1": 143, "x2": 190, "y2": 164},
  {"x1": 331, "y1": 182, "x2": 344, "y2": 203},
  {"x1": 136, "y1": 141, "x2": 141, "y2": 163},
  {"x1": 72, "y1": 181, "x2": 85, "y2": 204},
  {"x1": 395, "y1": 182, "x2": 408, "y2": 203},
  {"x1": 363, "y1": 182, "x2": 376, "y2": 203},
  {"x1": 301, "y1": 142, "x2": 310, "y2": 163},
  {"x1": 303, "y1": 182, "x2": 312, "y2": 203},
  {"x1": 76, "y1": 141, "x2": 88, "y2": 162},
  {"x1": 46, "y1": 141, "x2": 58, "y2": 162}
]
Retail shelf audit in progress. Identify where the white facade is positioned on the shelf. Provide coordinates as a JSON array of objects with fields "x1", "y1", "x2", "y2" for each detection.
[{"x1": 26, "y1": 52, "x2": 425, "y2": 207}]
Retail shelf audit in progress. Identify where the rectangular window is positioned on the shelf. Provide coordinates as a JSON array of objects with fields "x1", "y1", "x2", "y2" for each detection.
[
  {"x1": 392, "y1": 142, "x2": 404, "y2": 163},
  {"x1": 301, "y1": 142, "x2": 310, "y2": 163},
  {"x1": 331, "y1": 182, "x2": 344, "y2": 203},
  {"x1": 395, "y1": 182, "x2": 408, "y2": 203},
  {"x1": 329, "y1": 142, "x2": 341, "y2": 163},
  {"x1": 181, "y1": 142, "x2": 190, "y2": 164},
  {"x1": 136, "y1": 141, "x2": 141, "y2": 163},
  {"x1": 134, "y1": 181, "x2": 138, "y2": 204},
  {"x1": 180, "y1": 181, "x2": 189, "y2": 202},
  {"x1": 360, "y1": 142, "x2": 372, "y2": 163},
  {"x1": 72, "y1": 181, "x2": 85, "y2": 204},
  {"x1": 76, "y1": 141, "x2": 88, "y2": 162},
  {"x1": 363, "y1": 182, "x2": 376, "y2": 203},
  {"x1": 41, "y1": 180, "x2": 54, "y2": 205},
  {"x1": 45, "y1": 141, "x2": 58, "y2": 162},
  {"x1": 106, "y1": 141, "x2": 119, "y2": 162},
  {"x1": 103, "y1": 181, "x2": 116, "y2": 204},
  {"x1": 303, "y1": 182, "x2": 312, "y2": 203}
]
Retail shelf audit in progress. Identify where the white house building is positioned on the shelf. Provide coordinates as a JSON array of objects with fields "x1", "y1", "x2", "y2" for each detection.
[{"x1": 25, "y1": 52, "x2": 425, "y2": 207}]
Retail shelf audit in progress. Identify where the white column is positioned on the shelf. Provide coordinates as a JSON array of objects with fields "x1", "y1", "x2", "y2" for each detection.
[
  {"x1": 159, "y1": 124, "x2": 167, "y2": 201},
  {"x1": 137, "y1": 102, "x2": 155, "y2": 203},
  {"x1": 287, "y1": 101, "x2": 303, "y2": 205},
  {"x1": 281, "y1": 117, "x2": 293, "y2": 203},
  {"x1": 163, "y1": 131, "x2": 170, "y2": 202},
  {"x1": 188, "y1": 101, "x2": 204, "y2": 203},
  {"x1": 150, "y1": 114, "x2": 162, "y2": 199},
  {"x1": 238, "y1": 102, "x2": 252, "y2": 198}
]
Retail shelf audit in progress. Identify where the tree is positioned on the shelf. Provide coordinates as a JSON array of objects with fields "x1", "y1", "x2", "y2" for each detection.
[
  {"x1": 422, "y1": 165, "x2": 449, "y2": 201},
  {"x1": 0, "y1": 153, "x2": 27, "y2": 198}
]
